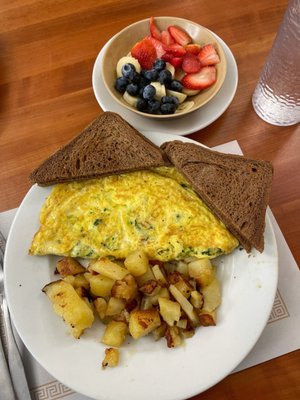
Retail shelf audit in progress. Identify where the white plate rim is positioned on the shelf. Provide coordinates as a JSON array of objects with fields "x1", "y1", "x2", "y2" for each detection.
[
  {"x1": 92, "y1": 32, "x2": 238, "y2": 135},
  {"x1": 4, "y1": 133, "x2": 278, "y2": 400}
]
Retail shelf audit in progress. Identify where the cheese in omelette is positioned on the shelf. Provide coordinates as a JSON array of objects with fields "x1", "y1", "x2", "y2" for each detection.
[{"x1": 29, "y1": 167, "x2": 238, "y2": 261}]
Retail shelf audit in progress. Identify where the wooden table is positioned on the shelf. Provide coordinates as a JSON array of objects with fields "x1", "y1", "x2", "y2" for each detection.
[{"x1": 1, "y1": 0, "x2": 299, "y2": 399}]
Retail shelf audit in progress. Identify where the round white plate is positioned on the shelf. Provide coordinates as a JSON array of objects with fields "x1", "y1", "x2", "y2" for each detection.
[
  {"x1": 4, "y1": 133, "x2": 277, "y2": 400},
  {"x1": 92, "y1": 34, "x2": 238, "y2": 135}
]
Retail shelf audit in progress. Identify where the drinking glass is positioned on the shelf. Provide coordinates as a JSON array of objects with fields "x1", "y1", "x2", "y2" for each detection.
[{"x1": 252, "y1": 0, "x2": 300, "y2": 126}]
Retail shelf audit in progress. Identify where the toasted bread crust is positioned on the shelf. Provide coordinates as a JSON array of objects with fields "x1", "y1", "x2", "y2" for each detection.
[
  {"x1": 30, "y1": 112, "x2": 169, "y2": 186},
  {"x1": 161, "y1": 141, "x2": 273, "y2": 253}
]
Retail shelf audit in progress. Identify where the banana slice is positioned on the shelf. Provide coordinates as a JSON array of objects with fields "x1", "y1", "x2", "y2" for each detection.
[
  {"x1": 175, "y1": 100, "x2": 195, "y2": 113},
  {"x1": 174, "y1": 68, "x2": 186, "y2": 81},
  {"x1": 123, "y1": 91, "x2": 139, "y2": 108},
  {"x1": 165, "y1": 62, "x2": 175, "y2": 78},
  {"x1": 182, "y1": 87, "x2": 201, "y2": 96},
  {"x1": 151, "y1": 82, "x2": 166, "y2": 100},
  {"x1": 116, "y1": 56, "x2": 141, "y2": 77},
  {"x1": 166, "y1": 89, "x2": 187, "y2": 104}
]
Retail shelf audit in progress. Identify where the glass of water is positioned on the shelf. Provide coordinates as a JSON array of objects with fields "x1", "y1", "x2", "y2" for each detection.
[{"x1": 252, "y1": 0, "x2": 300, "y2": 126}]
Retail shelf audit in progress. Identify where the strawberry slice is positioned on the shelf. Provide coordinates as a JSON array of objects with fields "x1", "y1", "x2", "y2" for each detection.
[
  {"x1": 184, "y1": 43, "x2": 201, "y2": 55},
  {"x1": 161, "y1": 30, "x2": 175, "y2": 45},
  {"x1": 168, "y1": 25, "x2": 192, "y2": 46},
  {"x1": 131, "y1": 38, "x2": 157, "y2": 69},
  {"x1": 164, "y1": 43, "x2": 186, "y2": 57},
  {"x1": 181, "y1": 66, "x2": 217, "y2": 90},
  {"x1": 169, "y1": 56, "x2": 183, "y2": 69},
  {"x1": 182, "y1": 53, "x2": 202, "y2": 73},
  {"x1": 147, "y1": 36, "x2": 166, "y2": 58},
  {"x1": 150, "y1": 16, "x2": 161, "y2": 40},
  {"x1": 198, "y1": 44, "x2": 220, "y2": 66}
]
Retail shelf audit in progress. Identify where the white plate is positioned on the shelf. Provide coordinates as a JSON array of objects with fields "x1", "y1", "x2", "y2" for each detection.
[
  {"x1": 4, "y1": 133, "x2": 278, "y2": 400},
  {"x1": 92, "y1": 33, "x2": 238, "y2": 135}
]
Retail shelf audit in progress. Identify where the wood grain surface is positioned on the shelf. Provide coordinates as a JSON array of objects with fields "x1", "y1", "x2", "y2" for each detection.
[{"x1": 0, "y1": 1, "x2": 299, "y2": 399}]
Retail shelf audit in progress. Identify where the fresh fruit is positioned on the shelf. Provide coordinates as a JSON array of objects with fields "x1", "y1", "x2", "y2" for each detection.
[
  {"x1": 158, "y1": 69, "x2": 172, "y2": 85},
  {"x1": 176, "y1": 100, "x2": 195, "y2": 113},
  {"x1": 142, "y1": 84, "x2": 156, "y2": 100},
  {"x1": 182, "y1": 87, "x2": 200, "y2": 96},
  {"x1": 170, "y1": 80, "x2": 183, "y2": 92},
  {"x1": 121, "y1": 63, "x2": 137, "y2": 80},
  {"x1": 144, "y1": 68, "x2": 159, "y2": 81},
  {"x1": 165, "y1": 62, "x2": 175, "y2": 78},
  {"x1": 150, "y1": 16, "x2": 161, "y2": 40},
  {"x1": 131, "y1": 38, "x2": 157, "y2": 69},
  {"x1": 151, "y1": 81, "x2": 166, "y2": 100},
  {"x1": 168, "y1": 25, "x2": 192, "y2": 46},
  {"x1": 126, "y1": 83, "x2": 139, "y2": 96},
  {"x1": 116, "y1": 56, "x2": 141, "y2": 77},
  {"x1": 166, "y1": 89, "x2": 187, "y2": 103},
  {"x1": 161, "y1": 30, "x2": 175, "y2": 45},
  {"x1": 168, "y1": 56, "x2": 183, "y2": 69},
  {"x1": 181, "y1": 66, "x2": 217, "y2": 90},
  {"x1": 147, "y1": 36, "x2": 166, "y2": 58},
  {"x1": 148, "y1": 99, "x2": 161, "y2": 114},
  {"x1": 136, "y1": 98, "x2": 148, "y2": 111},
  {"x1": 164, "y1": 43, "x2": 186, "y2": 57},
  {"x1": 161, "y1": 102, "x2": 176, "y2": 114},
  {"x1": 184, "y1": 43, "x2": 201, "y2": 55},
  {"x1": 153, "y1": 59, "x2": 166, "y2": 71},
  {"x1": 198, "y1": 44, "x2": 220, "y2": 66},
  {"x1": 123, "y1": 91, "x2": 139, "y2": 107},
  {"x1": 115, "y1": 77, "x2": 130, "y2": 93},
  {"x1": 182, "y1": 53, "x2": 202, "y2": 74}
]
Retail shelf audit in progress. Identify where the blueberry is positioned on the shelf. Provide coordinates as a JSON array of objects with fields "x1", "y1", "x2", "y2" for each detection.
[
  {"x1": 136, "y1": 98, "x2": 148, "y2": 111},
  {"x1": 161, "y1": 102, "x2": 176, "y2": 114},
  {"x1": 161, "y1": 96, "x2": 174, "y2": 104},
  {"x1": 131, "y1": 71, "x2": 140, "y2": 84},
  {"x1": 139, "y1": 77, "x2": 150, "y2": 89},
  {"x1": 147, "y1": 99, "x2": 161, "y2": 114},
  {"x1": 121, "y1": 63, "x2": 136, "y2": 80},
  {"x1": 170, "y1": 80, "x2": 183, "y2": 92},
  {"x1": 158, "y1": 69, "x2": 172, "y2": 85},
  {"x1": 170, "y1": 95, "x2": 180, "y2": 107},
  {"x1": 115, "y1": 77, "x2": 129, "y2": 93},
  {"x1": 126, "y1": 83, "x2": 139, "y2": 96},
  {"x1": 144, "y1": 69, "x2": 159, "y2": 81},
  {"x1": 153, "y1": 59, "x2": 166, "y2": 72},
  {"x1": 143, "y1": 84, "x2": 156, "y2": 101}
]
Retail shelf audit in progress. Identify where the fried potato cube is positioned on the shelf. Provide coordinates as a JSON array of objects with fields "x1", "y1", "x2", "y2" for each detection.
[
  {"x1": 56, "y1": 257, "x2": 86, "y2": 277},
  {"x1": 175, "y1": 261, "x2": 189, "y2": 277},
  {"x1": 94, "y1": 298, "x2": 107, "y2": 320},
  {"x1": 139, "y1": 279, "x2": 160, "y2": 296},
  {"x1": 169, "y1": 284, "x2": 199, "y2": 327},
  {"x1": 64, "y1": 273, "x2": 90, "y2": 290},
  {"x1": 129, "y1": 309, "x2": 161, "y2": 339},
  {"x1": 111, "y1": 274, "x2": 138, "y2": 301},
  {"x1": 190, "y1": 290, "x2": 204, "y2": 309},
  {"x1": 188, "y1": 259, "x2": 215, "y2": 288},
  {"x1": 124, "y1": 249, "x2": 149, "y2": 277},
  {"x1": 89, "y1": 274, "x2": 115, "y2": 297},
  {"x1": 158, "y1": 297, "x2": 181, "y2": 327},
  {"x1": 175, "y1": 318, "x2": 187, "y2": 329},
  {"x1": 105, "y1": 297, "x2": 125, "y2": 316},
  {"x1": 42, "y1": 280, "x2": 94, "y2": 339},
  {"x1": 148, "y1": 287, "x2": 170, "y2": 306},
  {"x1": 101, "y1": 321, "x2": 128, "y2": 347},
  {"x1": 136, "y1": 265, "x2": 155, "y2": 287},
  {"x1": 152, "y1": 322, "x2": 167, "y2": 341},
  {"x1": 102, "y1": 347, "x2": 119, "y2": 368},
  {"x1": 198, "y1": 310, "x2": 217, "y2": 326},
  {"x1": 201, "y1": 278, "x2": 221, "y2": 312},
  {"x1": 91, "y1": 258, "x2": 128, "y2": 280},
  {"x1": 165, "y1": 326, "x2": 182, "y2": 348},
  {"x1": 168, "y1": 272, "x2": 193, "y2": 298}
]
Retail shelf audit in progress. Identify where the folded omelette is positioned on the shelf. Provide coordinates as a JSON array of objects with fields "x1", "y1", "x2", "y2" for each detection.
[{"x1": 29, "y1": 167, "x2": 238, "y2": 261}]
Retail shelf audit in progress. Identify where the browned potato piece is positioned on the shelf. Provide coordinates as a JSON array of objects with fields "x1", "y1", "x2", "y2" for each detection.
[
  {"x1": 139, "y1": 279, "x2": 160, "y2": 296},
  {"x1": 56, "y1": 257, "x2": 86, "y2": 277},
  {"x1": 190, "y1": 290, "x2": 204, "y2": 309},
  {"x1": 42, "y1": 280, "x2": 94, "y2": 339},
  {"x1": 94, "y1": 298, "x2": 107, "y2": 320},
  {"x1": 89, "y1": 274, "x2": 115, "y2": 297},
  {"x1": 129, "y1": 309, "x2": 161, "y2": 339},
  {"x1": 188, "y1": 259, "x2": 215, "y2": 288},
  {"x1": 111, "y1": 274, "x2": 138, "y2": 301},
  {"x1": 105, "y1": 297, "x2": 125, "y2": 316},
  {"x1": 165, "y1": 326, "x2": 182, "y2": 348},
  {"x1": 158, "y1": 297, "x2": 181, "y2": 327},
  {"x1": 91, "y1": 258, "x2": 128, "y2": 280},
  {"x1": 168, "y1": 272, "x2": 193, "y2": 298},
  {"x1": 101, "y1": 321, "x2": 128, "y2": 347},
  {"x1": 102, "y1": 348, "x2": 119, "y2": 368},
  {"x1": 201, "y1": 278, "x2": 221, "y2": 312},
  {"x1": 169, "y1": 284, "x2": 199, "y2": 327},
  {"x1": 124, "y1": 249, "x2": 149, "y2": 277},
  {"x1": 102, "y1": 347, "x2": 119, "y2": 368},
  {"x1": 152, "y1": 322, "x2": 167, "y2": 341},
  {"x1": 198, "y1": 310, "x2": 217, "y2": 326},
  {"x1": 151, "y1": 265, "x2": 167, "y2": 286}
]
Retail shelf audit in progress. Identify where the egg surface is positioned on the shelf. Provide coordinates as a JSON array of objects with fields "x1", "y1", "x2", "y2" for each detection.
[{"x1": 29, "y1": 168, "x2": 238, "y2": 261}]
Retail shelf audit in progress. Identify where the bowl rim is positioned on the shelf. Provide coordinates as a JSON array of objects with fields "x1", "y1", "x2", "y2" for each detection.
[{"x1": 100, "y1": 16, "x2": 227, "y2": 120}]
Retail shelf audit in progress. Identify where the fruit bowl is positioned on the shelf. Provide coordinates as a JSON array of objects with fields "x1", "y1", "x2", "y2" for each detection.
[{"x1": 101, "y1": 16, "x2": 227, "y2": 119}]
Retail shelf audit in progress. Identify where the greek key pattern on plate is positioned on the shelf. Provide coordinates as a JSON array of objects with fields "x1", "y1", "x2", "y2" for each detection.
[
  {"x1": 31, "y1": 381, "x2": 74, "y2": 400},
  {"x1": 267, "y1": 289, "x2": 290, "y2": 324}
]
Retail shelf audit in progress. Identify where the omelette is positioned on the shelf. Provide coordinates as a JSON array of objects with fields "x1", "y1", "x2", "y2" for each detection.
[{"x1": 29, "y1": 167, "x2": 238, "y2": 261}]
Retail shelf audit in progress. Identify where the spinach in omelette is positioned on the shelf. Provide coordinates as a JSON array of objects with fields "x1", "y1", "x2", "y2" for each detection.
[{"x1": 29, "y1": 167, "x2": 238, "y2": 261}]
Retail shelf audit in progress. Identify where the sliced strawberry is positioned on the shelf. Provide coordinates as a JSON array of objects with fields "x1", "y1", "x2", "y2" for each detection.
[
  {"x1": 169, "y1": 56, "x2": 183, "y2": 69},
  {"x1": 150, "y1": 16, "x2": 161, "y2": 40},
  {"x1": 164, "y1": 43, "x2": 186, "y2": 57},
  {"x1": 168, "y1": 25, "x2": 192, "y2": 46},
  {"x1": 161, "y1": 52, "x2": 174, "y2": 62},
  {"x1": 161, "y1": 30, "x2": 175, "y2": 45},
  {"x1": 181, "y1": 66, "x2": 216, "y2": 90},
  {"x1": 198, "y1": 44, "x2": 220, "y2": 66},
  {"x1": 131, "y1": 38, "x2": 157, "y2": 69},
  {"x1": 184, "y1": 43, "x2": 201, "y2": 55},
  {"x1": 182, "y1": 53, "x2": 202, "y2": 74},
  {"x1": 147, "y1": 36, "x2": 166, "y2": 58}
]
